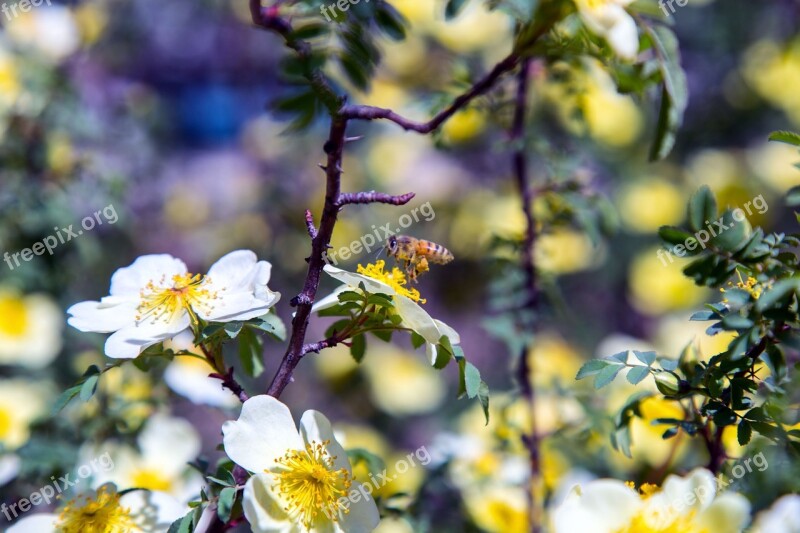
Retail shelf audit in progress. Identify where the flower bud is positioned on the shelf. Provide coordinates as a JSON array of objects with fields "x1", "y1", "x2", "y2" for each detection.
[{"x1": 655, "y1": 372, "x2": 681, "y2": 396}]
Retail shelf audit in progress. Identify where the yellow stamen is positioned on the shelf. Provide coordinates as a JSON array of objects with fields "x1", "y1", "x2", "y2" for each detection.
[
  {"x1": 56, "y1": 486, "x2": 138, "y2": 533},
  {"x1": 136, "y1": 273, "x2": 217, "y2": 325},
  {"x1": 357, "y1": 261, "x2": 425, "y2": 304},
  {"x1": 130, "y1": 467, "x2": 173, "y2": 492},
  {"x1": 272, "y1": 440, "x2": 352, "y2": 529},
  {"x1": 0, "y1": 407, "x2": 12, "y2": 440}
]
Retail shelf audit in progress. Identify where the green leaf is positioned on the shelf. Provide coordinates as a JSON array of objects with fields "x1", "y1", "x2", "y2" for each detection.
[
  {"x1": 595, "y1": 364, "x2": 624, "y2": 389},
  {"x1": 721, "y1": 315, "x2": 755, "y2": 330},
  {"x1": 347, "y1": 448, "x2": 386, "y2": 476},
  {"x1": 350, "y1": 334, "x2": 366, "y2": 363},
  {"x1": 375, "y1": 3, "x2": 407, "y2": 41},
  {"x1": 464, "y1": 362, "x2": 482, "y2": 398},
  {"x1": 756, "y1": 278, "x2": 800, "y2": 312},
  {"x1": 290, "y1": 23, "x2": 330, "y2": 41},
  {"x1": 224, "y1": 321, "x2": 243, "y2": 339},
  {"x1": 575, "y1": 359, "x2": 612, "y2": 380},
  {"x1": 687, "y1": 186, "x2": 717, "y2": 233},
  {"x1": 445, "y1": 0, "x2": 471, "y2": 19},
  {"x1": 410, "y1": 332, "x2": 426, "y2": 349},
  {"x1": 786, "y1": 185, "x2": 800, "y2": 207},
  {"x1": 79, "y1": 374, "x2": 100, "y2": 402},
  {"x1": 626, "y1": 366, "x2": 650, "y2": 385},
  {"x1": 658, "y1": 226, "x2": 694, "y2": 247},
  {"x1": 253, "y1": 312, "x2": 287, "y2": 341},
  {"x1": 645, "y1": 24, "x2": 688, "y2": 160},
  {"x1": 633, "y1": 351, "x2": 657, "y2": 366},
  {"x1": 167, "y1": 511, "x2": 195, "y2": 533},
  {"x1": 768, "y1": 130, "x2": 800, "y2": 146},
  {"x1": 217, "y1": 487, "x2": 236, "y2": 523},
  {"x1": 432, "y1": 344, "x2": 452, "y2": 369},
  {"x1": 238, "y1": 327, "x2": 265, "y2": 378},
  {"x1": 366, "y1": 293, "x2": 394, "y2": 308},
  {"x1": 338, "y1": 291, "x2": 364, "y2": 303},
  {"x1": 52, "y1": 383, "x2": 83, "y2": 415},
  {"x1": 478, "y1": 381, "x2": 490, "y2": 425},
  {"x1": 710, "y1": 209, "x2": 748, "y2": 252}
]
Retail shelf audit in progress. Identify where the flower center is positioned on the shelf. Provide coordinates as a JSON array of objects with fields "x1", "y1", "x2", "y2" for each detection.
[
  {"x1": 357, "y1": 261, "x2": 425, "y2": 304},
  {"x1": 272, "y1": 440, "x2": 352, "y2": 529},
  {"x1": 615, "y1": 483, "x2": 708, "y2": 533},
  {"x1": 0, "y1": 295, "x2": 28, "y2": 337},
  {"x1": 136, "y1": 273, "x2": 216, "y2": 325},
  {"x1": 56, "y1": 486, "x2": 138, "y2": 533},
  {"x1": 0, "y1": 406, "x2": 12, "y2": 441},
  {"x1": 130, "y1": 467, "x2": 173, "y2": 492}
]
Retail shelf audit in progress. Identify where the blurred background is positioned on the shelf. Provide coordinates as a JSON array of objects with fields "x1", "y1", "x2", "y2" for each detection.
[{"x1": 1, "y1": 0, "x2": 800, "y2": 531}]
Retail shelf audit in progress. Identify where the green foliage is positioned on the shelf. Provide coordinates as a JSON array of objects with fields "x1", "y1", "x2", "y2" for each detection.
[{"x1": 579, "y1": 184, "x2": 800, "y2": 461}]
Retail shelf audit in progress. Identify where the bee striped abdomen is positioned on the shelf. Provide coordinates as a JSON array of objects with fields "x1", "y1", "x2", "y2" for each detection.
[{"x1": 417, "y1": 240, "x2": 454, "y2": 264}]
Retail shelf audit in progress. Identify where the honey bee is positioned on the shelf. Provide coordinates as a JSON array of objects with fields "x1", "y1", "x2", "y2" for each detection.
[{"x1": 385, "y1": 235, "x2": 454, "y2": 282}]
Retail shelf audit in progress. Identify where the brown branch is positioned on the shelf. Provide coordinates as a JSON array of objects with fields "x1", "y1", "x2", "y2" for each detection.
[
  {"x1": 336, "y1": 191, "x2": 415, "y2": 207},
  {"x1": 511, "y1": 58, "x2": 543, "y2": 533},
  {"x1": 209, "y1": 368, "x2": 250, "y2": 403},
  {"x1": 267, "y1": 118, "x2": 349, "y2": 397},
  {"x1": 304, "y1": 209, "x2": 318, "y2": 239},
  {"x1": 340, "y1": 54, "x2": 521, "y2": 133}
]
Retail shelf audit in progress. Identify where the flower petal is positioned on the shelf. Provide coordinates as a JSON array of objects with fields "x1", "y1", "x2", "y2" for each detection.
[
  {"x1": 103, "y1": 316, "x2": 190, "y2": 359},
  {"x1": 138, "y1": 414, "x2": 201, "y2": 472},
  {"x1": 202, "y1": 251, "x2": 280, "y2": 322},
  {"x1": 121, "y1": 490, "x2": 186, "y2": 531},
  {"x1": 694, "y1": 492, "x2": 751, "y2": 533},
  {"x1": 310, "y1": 286, "x2": 349, "y2": 314},
  {"x1": 606, "y1": 14, "x2": 639, "y2": 60},
  {"x1": 223, "y1": 395, "x2": 304, "y2": 473},
  {"x1": 110, "y1": 254, "x2": 187, "y2": 297},
  {"x1": 242, "y1": 473, "x2": 293, "y2": 533},
  {"x1": 393, "y1": 296, "x2": 440, "y2": 344},
  {"x1": 552, "y1": 480, "x2": 641, "y2": 533},
  {"x1": 299, "y1": 410, "x2": 351, "y2": 473},
  {"x1": 335, "y1": 481, "x2": 380, "y2": 533},
  {"x1": 323, "y1": 265, "x2": 395, "y2": 296},
  {"x1": 6, "y1": 513, "x2": 58, "y2": 533},
  {"x1": 67, "y1": 300, "x2": 137, "y2": 333}
]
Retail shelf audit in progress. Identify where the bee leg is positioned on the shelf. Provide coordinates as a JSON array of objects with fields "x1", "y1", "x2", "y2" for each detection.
[{"x1": 415, "y1": 257, "x2": 429, "y2": 278}]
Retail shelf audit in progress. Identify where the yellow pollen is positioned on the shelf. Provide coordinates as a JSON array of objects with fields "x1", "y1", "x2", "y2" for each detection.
[
  {"x1": 614, "y1": 511, "x2": 706, "y2": 533},
  {"x1": 55, "y1": 486, "x2": 138, "y2": 533},
  {"x1": 136, "y1": 273, "x2": 217, "y2": 324},
  {"x1": 272, "y1": 440, "x2": 352, "y2": 529},
  {"x1": 357, "y1": 261, "x2": 426, "y2": 304},
  {"x1": 0, "y1": 294, "x2": 28, "y2": 337}
]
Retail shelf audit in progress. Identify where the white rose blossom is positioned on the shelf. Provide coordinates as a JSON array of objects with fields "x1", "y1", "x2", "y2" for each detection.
[
  {"x1": 223, "y1": 395, "x2": 380, "y2": 533},
  {"x1": 574, "y1": 0, "x2": 639, "y2": 60},
  {"x1": 67, "y1": 250, "x2": 280, "y2": 359}
]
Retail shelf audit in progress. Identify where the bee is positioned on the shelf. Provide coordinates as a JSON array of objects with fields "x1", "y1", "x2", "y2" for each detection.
[{"x1": 385, "y1": 235, "x2": 454, "y2": 282}]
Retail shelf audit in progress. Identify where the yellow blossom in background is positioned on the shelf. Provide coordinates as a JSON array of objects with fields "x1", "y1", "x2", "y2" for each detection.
[
  {"x1": 46, "y1": 131, "x2": 76, "y2": 175},
  {"x1": 375, "y1": 517, "x2": 415, "y2": 533},
  {"x1": 742, "y1": 40, "x2": 800, "y2": 125},
  {"x1": 535, "y1": 228, "x2": 597, "y2": 275},
  {"x1": 356, "y1": 78, "x2": 409, "y2": 111},
  {"x1": 617, "y1": 178, "x2": 685, "y2": 232},
  {"x1": 73, "y1": 1, "x2": 108, "y2": 45},
  {"x1": 465, "y1": 485, "x2": 528, "y2": 533},
  {"x1": 441, "y1": 107, "x2": 487, "y2": 144},
  {"x1": 628, "y1": 247, "x2": 709, "y2": 315},
  {"x1": 626, "y1": 397, "x2": 689, "y2": 467},
  {"x1": 431, "y1": 3, "x2": 511, "y2": 54},
  {"x1": 655, "y1": 315, "x2": 738, "y2": 361},
  {"x1": 0, "y1": 289, "x2": 63, "y2": 368},
  {"x1": 748, "y1": 141, "x2": 800, "y2": 192},
  {"x1": 0, "y1": 379, "x2": 52, "y2": 450},
  {"x1": 362, "y1": 347, "x2": 446, "y2": 415}
]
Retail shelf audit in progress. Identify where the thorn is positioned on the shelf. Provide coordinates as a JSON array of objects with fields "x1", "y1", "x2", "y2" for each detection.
[
  {"x1": 318, "y1": 164, "x2": 328, "y2": 171},
  {"x1": 344, "y1": 135, "x2": 364, "y2": 143}
]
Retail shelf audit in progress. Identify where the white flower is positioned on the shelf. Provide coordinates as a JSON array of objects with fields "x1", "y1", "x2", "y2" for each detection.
[
  {"x1": 7, "y1": 484, "x2": 185, "y2": 533},
  {"x1": 313, "y1": 262, "x2": 460, "y2": 365},
  {"x1": 752, "y1": 494, "x2": 800, "y2": 533},
  {"x1": 5, "y1": 6, "x2": 80, "y2": 62},
  {"x1": 163, "y1": 331, "x2": 240, "y2": 408},
  {"x1": 574, "y1": 0, "x2": 639, "y2": 60},
  {"x1": 84, "y1": 414, "x2": 203, "y2": 504},
  {"x1": 222, "y1": 395, "x2": 380, "y2": 533},
  {"x1": 67, "y1": 250, "x2": 280, "y2": 359},
  {"x1": 552, "y1": 468, "x2": 750, "y2": 533},
  {"x1": 0, "y1": 379, "x2": 52, "y2": 451},
  {"x1": 0, "y1": 290, "x2": 62, "y2": 368}
]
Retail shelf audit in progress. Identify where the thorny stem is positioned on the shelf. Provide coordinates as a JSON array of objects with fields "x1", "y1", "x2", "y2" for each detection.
[{"x1": 511, "y1": 58, "x2": 542, "y2": 533}]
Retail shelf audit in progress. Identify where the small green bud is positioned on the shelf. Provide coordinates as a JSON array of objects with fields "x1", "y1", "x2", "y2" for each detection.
[{"x1": 655, "y1": 372, "x2": 682, "y2": 396}]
